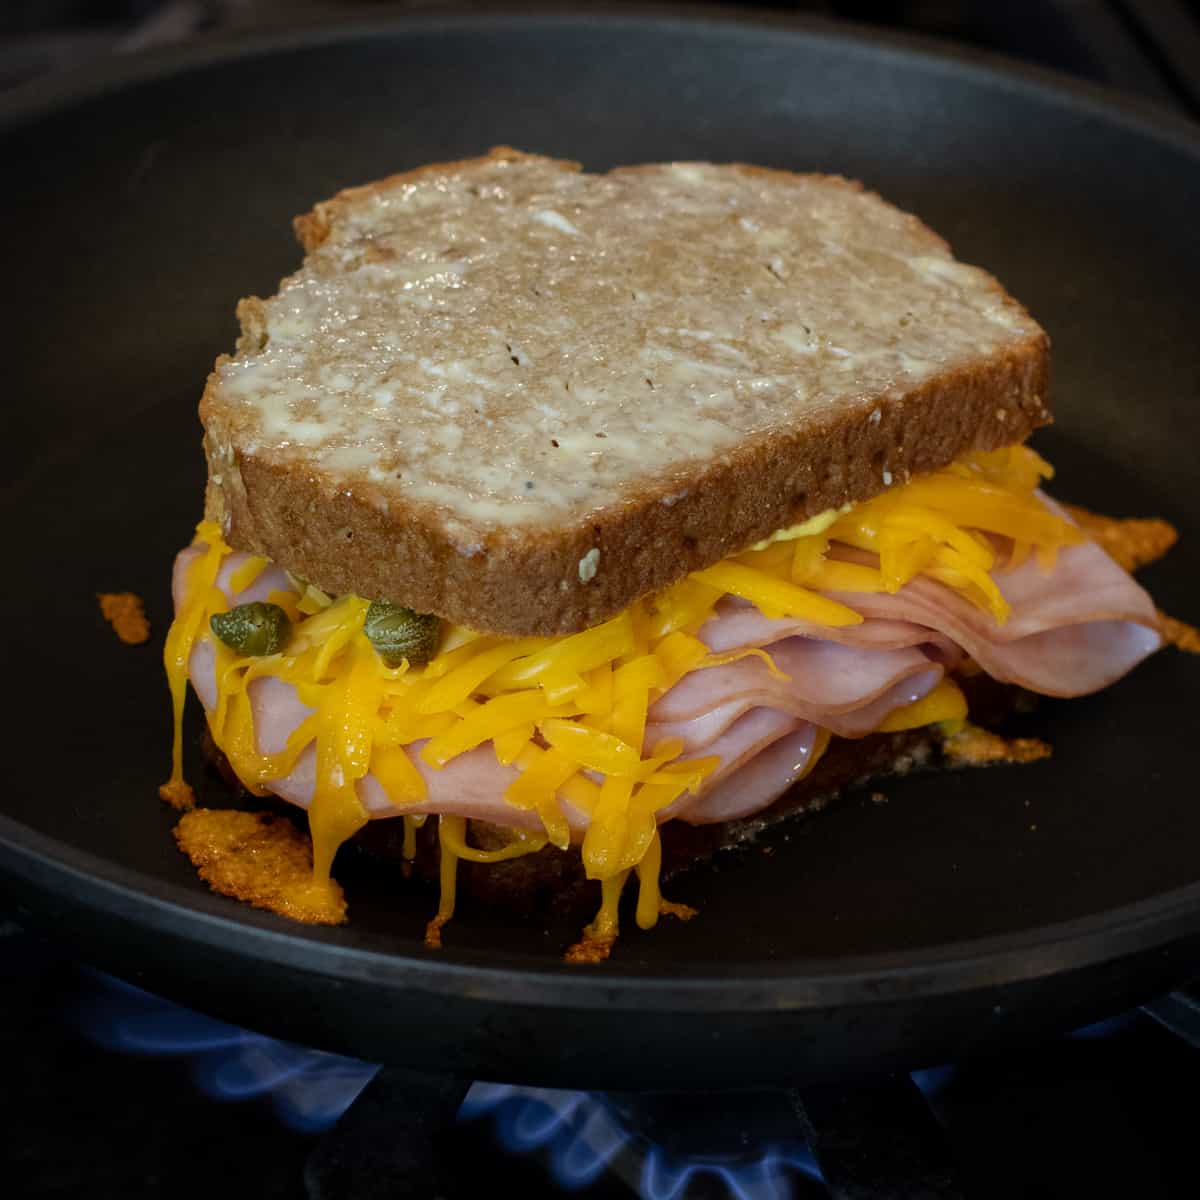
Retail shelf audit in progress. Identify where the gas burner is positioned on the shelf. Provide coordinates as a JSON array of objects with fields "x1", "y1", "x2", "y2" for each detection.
[
  {"x1": 2, "y1": 915, "x2": 1199, "y2": 1196},
  {"x1": 60, "y1": 967, "x2": 1018, "y2": 1198},
  {"x1": 60, "y1": 957, "x2": 1200, "y2": 1199},
  {"x1": 73, "y1": 971, "x2": 829, "y2": 1196},
  {"x1": 463, "y1": 1084, "x2": 824, "y2": 1198},
  {"x1": 70, "y1": 966, "x2": 968, "y2": 1197},
  {"x1": 73, "y1": 970, "x2": 381, "y2": 1133}
]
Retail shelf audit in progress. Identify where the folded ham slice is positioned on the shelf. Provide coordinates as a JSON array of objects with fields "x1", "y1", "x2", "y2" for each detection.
[
  {"x1": 647, "y1": 639, "x2": 943, "y2": 742},
  {"x1": 173, "y1": 505, "x2": 1161, "y2": 834},
  {"x1": 821, "y1": 538, "x2": 1161, "y2": 697},
  {"x1": 698, "y1": 600, "x2": 962, "y2": 662},
  {"x1": 670, "y1": 724, "x2": 823, "y2": 824}
]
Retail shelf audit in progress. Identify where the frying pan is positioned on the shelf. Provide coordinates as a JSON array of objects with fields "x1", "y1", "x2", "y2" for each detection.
[{"x1": 3, "y1": 10, "x2": 1200, "y2": 1091}]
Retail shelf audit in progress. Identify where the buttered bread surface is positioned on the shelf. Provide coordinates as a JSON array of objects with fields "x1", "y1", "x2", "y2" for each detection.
[{"x1": 201, "y1": 150, "x2": 1050, "y2": 635}]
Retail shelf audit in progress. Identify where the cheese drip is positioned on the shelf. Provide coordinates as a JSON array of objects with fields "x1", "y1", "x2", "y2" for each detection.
[{"x1": 162, "y1": 446, "x2": 1075, "y2": 934}]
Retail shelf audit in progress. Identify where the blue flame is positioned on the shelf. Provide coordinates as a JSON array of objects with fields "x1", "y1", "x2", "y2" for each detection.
[
  {"x1": 461, "y1": 1085, "x2": 824, "y2": 1196},
  {"x1": 460, "y1": 1084, "x2": 631, "y2": 1189},
  {"x1": 910, "y1": 1064, "x2": 957, "y2": 1100},
  {"x1": 642, "y1": 1145, "x2": 821, "y2": 1200},
  {"x1": 72, "y1": 962, "x2": 1145, "y2": 1186},
  {"x1": 1068, "y1": 1013, "x2": 1138, "y2": 1040},
  {"x1": 550, "y1": 1094, "x2": 634, "y2": 1189},
  {"x1": 72, "y1": 971, "x2": 379, "y2": 1133}
]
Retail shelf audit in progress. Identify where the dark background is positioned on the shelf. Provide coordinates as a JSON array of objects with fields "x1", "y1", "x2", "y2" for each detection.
[{"x1": 3, "y1": 0, "x2": 1200, "y2": 121}]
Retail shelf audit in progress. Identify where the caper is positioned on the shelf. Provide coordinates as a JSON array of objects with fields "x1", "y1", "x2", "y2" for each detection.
[
  {"x1": 364, "y1": 601, "x2": 441, "y2": 666},
  {"x1": 210, "y1": 602, "x2": 291, "y2": 656}
]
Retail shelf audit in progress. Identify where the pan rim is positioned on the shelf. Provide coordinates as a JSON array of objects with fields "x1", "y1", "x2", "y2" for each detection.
[
  {"x1": 4, "y1": 8, "x2": 1200, "y2": 1015},
  {"x1": 2, "y1": 6, "x2": 1199, "y2": 157},
  {"x1": 6, "y1": 809, "x2": 1200, "y2": 1012}
]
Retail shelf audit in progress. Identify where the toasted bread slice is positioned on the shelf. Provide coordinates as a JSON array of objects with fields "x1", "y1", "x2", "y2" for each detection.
[{"x1": 201, "y1": 147, "x2": 1049, "y2": 636}]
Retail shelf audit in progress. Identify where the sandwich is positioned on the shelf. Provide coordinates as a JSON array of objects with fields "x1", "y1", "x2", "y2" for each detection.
[{"x1": 160, "y1": 147, "x2": 1168, "y2": 959}]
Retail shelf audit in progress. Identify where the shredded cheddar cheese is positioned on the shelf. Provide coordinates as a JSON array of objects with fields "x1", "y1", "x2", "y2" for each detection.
[
  {"x1": 1160, "y1": 612, "x2": 1200, "y2": 655},
  {"x1": 98, "y1": 591, "x2": 151, "y2": 644},
  {"x1": 877, "y1": 678, "x2": 968, "y2": 733},
  {"x1": 174, "y1": 809, "x2": 347, "y2": 924},
  {"x1": 162, "y1": 446, "x2": 1079, "y2": 944}
]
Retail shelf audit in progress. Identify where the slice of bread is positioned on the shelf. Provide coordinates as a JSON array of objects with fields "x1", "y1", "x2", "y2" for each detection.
[{"x1": 201, "y1": 147, "x2": 1049, "y2": 636}]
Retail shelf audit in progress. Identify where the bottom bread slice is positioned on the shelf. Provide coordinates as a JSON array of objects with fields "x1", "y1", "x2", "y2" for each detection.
[{"x1": 346, "y1": 677, "x2": 1035, "y2": 920}]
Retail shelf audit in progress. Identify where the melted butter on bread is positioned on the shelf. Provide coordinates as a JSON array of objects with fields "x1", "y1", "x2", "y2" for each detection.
[
  {"x1": 201, "y1": 151, "x2": 1050, "y2": 642},
  {"x1": 214, "y1": 156, "x2": 1040, "y2": 526}
]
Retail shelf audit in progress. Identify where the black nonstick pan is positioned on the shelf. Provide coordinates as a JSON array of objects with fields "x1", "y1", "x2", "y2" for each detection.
[{"x1": 3, "y1": 10, "x2": 1200, "y2": 1091}]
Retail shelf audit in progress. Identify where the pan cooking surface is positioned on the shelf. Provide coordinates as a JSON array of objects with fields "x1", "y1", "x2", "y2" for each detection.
[{"x1": 3, "y1": 14, "x2": 1200, "y2": 1081}]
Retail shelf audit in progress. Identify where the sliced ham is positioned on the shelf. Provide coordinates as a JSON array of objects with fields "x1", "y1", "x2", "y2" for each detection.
[
  {"x1": 823, "y1": 539, "x2": 1161, "y2": 697},
  {"x1": 173, "y1": 500, "x2": 1162, "y2": 838},
  {"x1": 647, "y1": 638, "x2": 942, "y2": 744},
  {"x1": 647, "y1": 666, "x2": 936, "y2": 753},
  {"x1": 699, "y1": 598, "x2": 962, "y2": 663},
  {"x1": 675, "y1": 724, "x2": 822, "y2": 824},
  {"x1": 172, "y1": 546, "x2": 294, "y2": 612},
  {"x1": 269, "y1": 739, "x2": 552, "y2": 827},
  {"x1": 684, "y1": 707, "x2": 802, "y2": 784}
]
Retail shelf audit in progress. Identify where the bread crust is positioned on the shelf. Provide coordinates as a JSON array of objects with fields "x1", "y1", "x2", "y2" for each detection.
[{"x1": 201, "y1": 149, "x2": 1050, "y2": 636}]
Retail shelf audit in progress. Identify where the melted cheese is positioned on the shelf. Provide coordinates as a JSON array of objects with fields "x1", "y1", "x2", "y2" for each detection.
[
  {"x1": 163, "y1": 446, "x2": 1078, "y2": 937},
  {"x1": 98, "y1": 592, "x2": 151, "y2": 645}
]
